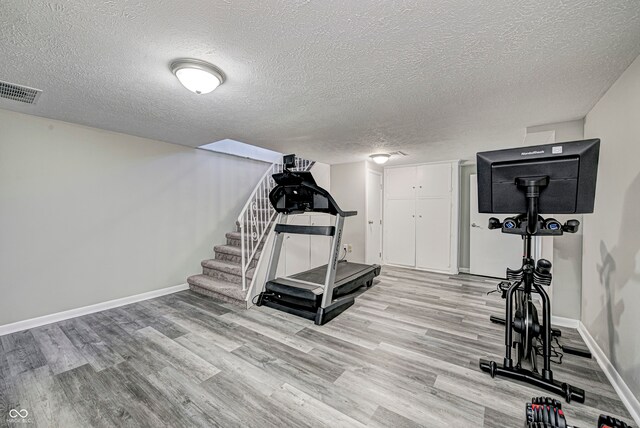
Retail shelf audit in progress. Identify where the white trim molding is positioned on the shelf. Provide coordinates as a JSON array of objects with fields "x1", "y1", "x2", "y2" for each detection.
[
  {"x1": 0, "y1": 283, "x2": 189, "y2": 336},
  {"x1": 551, "y1": 315, "x2": 580, "y2": 329},
  {"x1": 577, "y1": 321, "x2": 640, "y2": 426}
]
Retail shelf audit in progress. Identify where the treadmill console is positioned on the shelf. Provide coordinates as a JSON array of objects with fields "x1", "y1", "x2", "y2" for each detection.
[{"x1": 269, "y1": 159, "x2": 335, "y2": 215}]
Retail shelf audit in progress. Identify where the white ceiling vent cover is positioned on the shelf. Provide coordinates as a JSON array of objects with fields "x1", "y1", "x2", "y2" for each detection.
[{"x1": 0, "y1": 80, "x2": 42, "y2": 104}]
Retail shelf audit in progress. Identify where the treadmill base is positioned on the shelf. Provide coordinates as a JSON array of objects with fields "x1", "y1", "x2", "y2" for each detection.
[{"x1": 257, "y1": 295, "x2": 355, "y2": 325}]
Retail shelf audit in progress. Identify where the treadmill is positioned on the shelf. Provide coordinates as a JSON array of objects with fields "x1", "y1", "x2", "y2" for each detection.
[{"x1": 256, "y1": 154, "x2": 381, "y2": 325}]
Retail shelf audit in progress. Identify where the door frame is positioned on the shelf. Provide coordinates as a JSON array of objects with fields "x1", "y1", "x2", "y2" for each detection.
[{"x1": 365, "y1": 169, "x2": 383, "y2": 265}]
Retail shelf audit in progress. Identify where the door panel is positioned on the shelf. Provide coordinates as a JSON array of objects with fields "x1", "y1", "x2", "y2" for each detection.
[
  {"x1": 416, "y1": 163, "x2": 451, "y2": 198},
  {"x1": 469, "y1": 174, "x2": 522, "y2": 278},
  {"x1": 309, "y1": 214, "x2": 331, "y2": 269},
  {"x1": 385, "y1": 167, "x2": 416, "y2": 200},
  {"x1": 284, "y1": 215, "x2": 311, "y2": 276},
  {"x1": 416, "y1": 198, "x2": 451, "y2": 270},
  {"x1": 384, "y1": 199, "x2": 415, "y2": 266}
]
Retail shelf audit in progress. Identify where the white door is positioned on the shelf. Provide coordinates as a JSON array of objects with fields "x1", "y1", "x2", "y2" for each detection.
[
  {"x1": 384, "y1": 199, "x2": 415, "y2": 266},
  {"x1": 469, "y1": 174, "x2": 522, "y2": 278},
  {"x1": 416, "y1": 198, "x2": 451, "y2": 271},
  {"x1": 309, "y1": 214, "x2": 331, "y2": 269},
  {"x1": 366, "y1": 170, "x2": 383, "y2": 265},
  {"x1": 284, "y1": 214, "x2": 311, "y2": 275}
]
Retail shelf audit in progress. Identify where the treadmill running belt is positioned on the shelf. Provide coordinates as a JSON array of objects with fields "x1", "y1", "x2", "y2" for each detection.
[{"x1": 290, "y1": 260, "x2": 374, "y2": 284}]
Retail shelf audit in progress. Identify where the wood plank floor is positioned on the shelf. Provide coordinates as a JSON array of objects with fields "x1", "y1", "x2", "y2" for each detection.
[{"x1": 0, "y1": 265, "x2": 634, "y2": 427}]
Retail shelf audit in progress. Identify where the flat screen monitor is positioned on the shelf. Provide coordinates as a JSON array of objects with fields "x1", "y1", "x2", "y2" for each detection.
[{"x1": 476, "y1": 139, "x2": 600, "y2": 214}]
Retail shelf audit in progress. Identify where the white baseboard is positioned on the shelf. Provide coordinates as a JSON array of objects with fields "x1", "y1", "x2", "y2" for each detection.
[
  {"x1": 577, "y1": 321, "x2": 640, "y2": 426},
  {"x1": 458, "y1": 267, "x2": 470, "y2": 273},
  {"x1": 551, "y1": 315, "x2": 580, "y2": 329},
  {"x1": 383, "y1": 262, "x2": 458, "y2": 276},
  {"x1": 0, "y1": 283, "x2": 189, "y2": 336}
]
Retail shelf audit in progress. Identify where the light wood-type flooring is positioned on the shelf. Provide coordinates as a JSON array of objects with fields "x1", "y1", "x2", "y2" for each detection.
[{"x1": 0, "y1": 265, "x2": 633, "y2": 427}]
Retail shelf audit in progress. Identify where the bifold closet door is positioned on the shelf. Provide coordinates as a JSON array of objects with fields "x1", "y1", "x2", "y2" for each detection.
[
  {"x1": 415, "y1": 198, "x2": 451, "y2": 271},
  {"x1": 384, "y1": 199, "x2": 416, "y2": 266}
]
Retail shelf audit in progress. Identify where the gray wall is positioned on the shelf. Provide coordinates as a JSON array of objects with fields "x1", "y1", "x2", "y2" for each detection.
[
  {"x1": 0, "y1": 109, "x2": 268, "y2": 326},
  {"x1": 582, "y1": 54, "x2": 640, "y2": 399}
]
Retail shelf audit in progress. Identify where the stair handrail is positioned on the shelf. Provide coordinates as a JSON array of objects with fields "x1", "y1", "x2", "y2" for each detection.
[{"x1": 238, "y1": 156, "x2": 314, "y2": 291}]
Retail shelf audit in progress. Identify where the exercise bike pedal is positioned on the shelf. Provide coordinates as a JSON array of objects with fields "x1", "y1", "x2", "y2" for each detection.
[{"x1": 561, "y1": 345, "x2": 592, "y2": 359}]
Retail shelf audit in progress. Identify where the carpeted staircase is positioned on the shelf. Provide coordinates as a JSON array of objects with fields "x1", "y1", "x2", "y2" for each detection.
[
  {"x1": 187, "y1": 157, "x2": 313, "y2": 307},
  {"x1": 187, "y1": 212, "x2": 271, "y2": 307}
]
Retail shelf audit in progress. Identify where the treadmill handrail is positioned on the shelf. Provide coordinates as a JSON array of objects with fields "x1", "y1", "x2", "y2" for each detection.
[{"x1": 274, "y1": 224, "x2": 336, "y2": 236}]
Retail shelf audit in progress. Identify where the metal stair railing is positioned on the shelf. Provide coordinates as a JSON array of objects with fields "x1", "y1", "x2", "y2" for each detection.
[{"x1": 237, "y1": 156, "x2": 314, "y2": 291}]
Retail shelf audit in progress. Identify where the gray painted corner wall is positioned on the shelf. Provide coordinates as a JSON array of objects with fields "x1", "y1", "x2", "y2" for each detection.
[
  {"x1": 330, "y1": 161, "x2": 367, "y2": 263},
  {"x1": 582, "y1": 54, "x2": 640, "y2": 400},
  {"x1": 0, "y1": 109, "x2": 269, "y2": 326}
]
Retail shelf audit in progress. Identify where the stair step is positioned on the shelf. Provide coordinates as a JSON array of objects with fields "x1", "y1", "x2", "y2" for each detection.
[
  {"x1": 201, "y1": 259, "x2": 254, "y2": 285},
  {"x1": 215, "y1": 244, "x2": 261, "y2": 258},
  {"x1": 214, "y1": 244, "x2": 261, "y2": 267},
  {"x1": 187, "y1": 275, "x2": 245, "y2": 306},
  {"x1": 225, "y1": 231, "x2": 268, "y2": 245},
  {"x1": 225, "y1": 231, "x2": 242, "y2": 247}
]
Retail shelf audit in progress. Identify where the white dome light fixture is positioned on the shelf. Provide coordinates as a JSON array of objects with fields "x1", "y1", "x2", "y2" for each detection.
[
  {"x1": 369, "y1": 153, "x2": 391, "y2": 164},
  {"x1": 171, "y1": 59, "x2": 225, "y2": 95}
]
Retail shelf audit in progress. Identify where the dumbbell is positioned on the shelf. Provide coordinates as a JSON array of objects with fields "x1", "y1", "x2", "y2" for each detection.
[
  {"x1": 503, "y1": 217, "x2": 518, "y2": 230},
  {"x1": 488, "y1": 217, "x2": 502, "y2": 229},
  {"x1": 525, "y1": 397, "x2": 633, "y2": 428},
  {"x1": 526, "y1": 397, "x2": 569, "y2": 428},
  {"x1": 544, "y1": 218, "x2": 562, "y2": 231},
  {"x1": 598, "y1": 415, "x2": 632, "y2": 428},
  {"x1": 563, "y1": 219, "x2": 580, "y2": 233}
]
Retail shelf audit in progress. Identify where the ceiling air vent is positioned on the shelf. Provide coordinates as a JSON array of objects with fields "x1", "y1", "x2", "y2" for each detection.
[
  {"x1": 0, "y1": 80, "x2": 42, "y2": 104},
  {"x1": 389, "y1": 151, "x2": 408, "y2": 157}
]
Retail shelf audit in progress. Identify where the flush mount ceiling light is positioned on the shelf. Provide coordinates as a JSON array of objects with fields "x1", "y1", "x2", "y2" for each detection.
[
  {"x1": 170, "y1": 59, "x2": 225, "y2": 95},
  {"x1": 369, "y1": 153, "x2": 391, "y2": 164}
]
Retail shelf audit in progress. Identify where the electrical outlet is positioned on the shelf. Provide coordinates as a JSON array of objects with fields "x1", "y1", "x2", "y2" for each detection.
[{"x1": 347, "y1": 244, "x2": 353, "y2": 253}]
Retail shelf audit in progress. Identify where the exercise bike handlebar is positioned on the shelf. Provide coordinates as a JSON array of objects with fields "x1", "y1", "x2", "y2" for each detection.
[{"x1": 487, "y1": 216, "x2": 580, "y2": 236}]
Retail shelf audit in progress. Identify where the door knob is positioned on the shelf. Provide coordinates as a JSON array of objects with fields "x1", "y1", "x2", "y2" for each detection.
[{"x1": 368, "y1": 220, "x2": 374, "y2": 224}]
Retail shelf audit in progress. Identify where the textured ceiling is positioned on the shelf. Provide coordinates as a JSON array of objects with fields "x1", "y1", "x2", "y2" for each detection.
[{"x1": 1, "y1": 0, "x2": 640, "y2": 164}]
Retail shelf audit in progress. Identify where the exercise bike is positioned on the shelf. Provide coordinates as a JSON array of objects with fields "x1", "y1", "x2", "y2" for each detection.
[
  {"x1": 479, "y1": 177, "x2": 590, "y2": 403},
  {"x1": 476, "y1": 139, "x2": 600, "y2": 402},
  {"x1": 480, "y1": 177, "x2": 590, "y2": 403}
]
